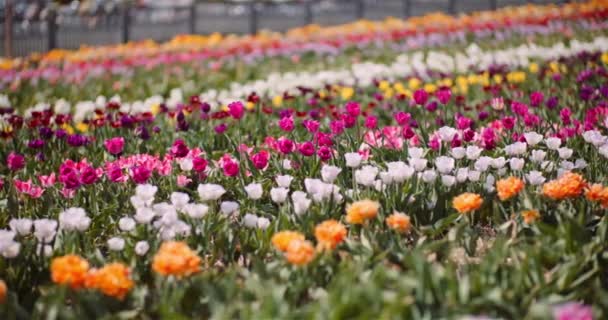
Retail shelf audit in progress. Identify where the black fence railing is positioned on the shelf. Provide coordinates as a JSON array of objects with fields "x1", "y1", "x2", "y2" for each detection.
[{"x1": 1, "y1": 0, "x2": 572, "y2": 58}]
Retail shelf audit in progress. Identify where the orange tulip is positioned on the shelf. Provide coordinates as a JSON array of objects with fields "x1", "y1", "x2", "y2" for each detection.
[{"x1": 452, "y1": 193, "x2": 483, "y2": 214}]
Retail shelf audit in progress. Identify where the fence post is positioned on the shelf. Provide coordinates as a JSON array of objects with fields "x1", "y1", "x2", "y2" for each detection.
[
  {"x1": 403, "y1": 0, "x2": 410, "y2": 18},
  {"x1": 121, "y1": 3, "x2": 131, "y2": 43},
  {"x1": 304, "y1": 1, "x2": 313, "y2": 25},
  {"x1": 448, "y1": 0, "x2": 456, "y2": 15},
  {"x1": 249, "y1": 3, "x2": 258, "y2": 35},
  {"x1": 4, "y1": 0, "x2": 14, "y2": 57},
  {"x1": 356, "y1": 0, "x2": 365, "y2": 19},
  {"x1": 47, "y1": 8, "x2": 58, "y2": 51},
  {"x1": 189, "y1": 4, "x2": 196, "y2": 34},
  {"x1": 489, "y1": 0, "x2": 497, "y2": 10}
]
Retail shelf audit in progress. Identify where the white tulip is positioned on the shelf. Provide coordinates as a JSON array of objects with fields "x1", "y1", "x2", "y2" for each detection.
[
  {"x1": 491, "y1": 157, "x2": 506, "y2": 169},
  {"x1": 450, "y1": 147, "x2": 466, "y2": 159},
  {"x1": 504, "y1": 142, "x2": 527, "y2": 156},
  {"x1": 435, "y1": 156, "x2": 455, "y2": 174},
  {"x1": 474, "y1": 156, "x2": 493, "y2": 172},
  {"x1": 530, "y1": 150, "x2": 546, "y2": 163},
  {"x1": 282, "y1": 159, "x2": 293, "y2": 170},
  {"x1": 524, "y1": 132, "x2": 543, "y2": 146},
  {"x1": 560, "y1": 160, "x2": 574, "y2": 170},
  {"x1": 59, "y1": 207, "x2": 91, "y2": 232},
  {"x1": 409, "y1": 157, "x2": 428, "y2": 171},
  {"x1": 484, "y1": 175, "x2": 496, "y2": 192},
  {"x1": 321, "y1": 165, "x2": 342, "y2": 183},
  {"x1": 134, "y1": 207, "x2": 156, "y2": 224},
  {"x1": 135, "y1": 241, "x2": 150, "y2": 256},
  {"x1": 574, "y1": 159, "x2": 587, "y2": 169},
  {"x1": 183, "y1": 203, "x2": 209, "y2": 219},
  {"x1": 118, "y1": 217, "x2": 136, "y2": 232},
  {"x1": 421, "y1": 169, "x2": 437, "y2": 183},
  {"x1": 355, "y1": 165, "x2": 379, "y2": 187},
  {"x1": 345, "y1": 152, "x2": 362, "y2": 168},
  {"x1": 467, "y1": 170, "x2": 481, "y2": 182},
  {"x1": 243, "y1": 213, "x2": 259, "y2": 228},
  {"x1": 456, "y1": 168, "x2": 469, "y2": 183},
  {"x1": 441, "y1": 175, "x2": 456, "y2": 187},
  {"x1": 545, "y1": 137, "x2": 562, "y2": 150},
  {"x1": 438, "y1": 126, "x2": 458, "y2": 142},
  {"x1": 386, "y1": 161, "x2": 414, "y2": 183},
  {"x1": 9, "y1": 218, "x2": 32, "y2": 236},
  {"x1": 135, "y1": 184, "x2": 158, "y2": 203},
  {"x1": 197, "y1": 183, "x2": 226, "y2": 201},
  {"x1": 509, "y1": 158, "x2": 525, "y2": 171},
  {"x1": 558, "y1": 147, "x2": 573, "y2": 159},
  {"x1": 526, "y1": 170, "x2": 546, "y2": 185},
  {"x1": 408, "y1": 147, "x2": 424, "y2": 159},
  {"x1": 244, "y1": 183, "x2": 264, "y2": 200},
  {"x1": 270, "y1": 187, "x2": 289, "y2": 203},
  {"x1": 276, "y1": 175, "x2": 294, "y2": 188},
  {"x1": 220, "y1": 201, "x2": 240, "y2": 215},
  {"x1": 107, "y1": 237, "x2": 125, "y2": 251},
  {"x1": 293, "y1": 198, "x2": 312, "y2": 215},
  {"x1": 179, "y1": 158, "x2": 193, "y2": 171},
  {"x1": 465, "y1": 146, "x2": 483, "y2": 160},
  {"x1": 257, "y1": 217, "x2": 271, "y2": 230},
  {"x1": 170, "y1": 192, "x2": 190, "y2": 209}
]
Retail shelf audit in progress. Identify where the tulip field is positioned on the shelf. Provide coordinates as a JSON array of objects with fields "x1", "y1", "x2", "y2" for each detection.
[{"x1": 2, "y1": 1, "x2": 608, "y2": 319}]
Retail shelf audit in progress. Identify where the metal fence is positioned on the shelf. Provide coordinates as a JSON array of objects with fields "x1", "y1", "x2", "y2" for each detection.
[{"x1": 1, "y1": 0, "x2": 572, "y2": 58}]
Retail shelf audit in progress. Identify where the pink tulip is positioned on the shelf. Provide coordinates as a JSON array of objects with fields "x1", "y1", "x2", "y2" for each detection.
[
  {"x1": 413, "y1": 89, "x2": 429, "y2": 105},
  {"x1": 38, "y1": 173, "x2": 56, "y2": 188},
  {"x1": 429, "y1": 137, "x2": 441, "y2": 151},
  {"x1": 303, "y1": 119, "x2": 319, "y2": 133},
  {"x1": 317, "y1": 146, "x2": 332, "y2": 161},
  {"x1": 223, "y1": 160, "x2": 240, "y2": 177},
  {"x1": 329, "y1": 120, "x2": 345, "y2": 135},
  {"x1": 107, "y1": 165, "x2": 128, "y2": 183},
  {"x1": 14, "y1": 179, "x2": 33, "y2": 194},
  {"x1": 278, "y1": 116, "x2": 294, "y2": 132},
  {"x1": 104, "y1": 137, "x2": 125, "y2": 155},
  {"x1": 364, "y1": 115, "x2": 378, "y2": 129},
  {"x1": 60, "y1": 187, "x2": 76, "y2": 199},
  {"x1": 7, "y1": 152, "x2": 25, "y2": 171},
  {"x1": 157, "y1": 159, "x2": 173, "y2": 176},
  {"x1": 345, "y1": 101, "x2": 361, "y2": 117},
  {"x1": 28, "y1": 186, "x2": 44, "y2": 198},
  {"x1": 192, "y1": 157, "x2": 208, "y2": 172},
  {"x1": 177, "y1": 175, "x2": 192, "y2": 187},
  {"x1": 394, "y1": 112, "x2": 411, "y2": 126},
  {"x1": 80, "y1": 166, "x2": 99, "y2": 185},
  {"x1": 298, "y1": 141, "x2": 315, "y2": 157},
  {"x1": 131, "y1": 166, "x2": 152, "y2": 184},
  {"x1": 14, "y1": 179, "x2": 44, "y2": 198},
  {"x1": 277, "y1": 138, "x2": 295, "y2": 154},
  {"x1": 251, "y1": 151, "x2": 269, "y2": 170},
  {"x1": 436, "y1": 88, "x2": 452, "y2": 104},
  {"x1": 228, "y1": 101, "x2": 245, "y2": 120},
  {"x1": 553, "y1": 302, "x2": 593, "y2": 320},
  {"x1": 170, "y1": 139, "x2": 189, "y2": 158}
]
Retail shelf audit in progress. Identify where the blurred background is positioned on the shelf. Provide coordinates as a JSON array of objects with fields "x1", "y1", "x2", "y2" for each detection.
[{"x1": 1, "y1": 0, "x2": 569, "y2": 57}]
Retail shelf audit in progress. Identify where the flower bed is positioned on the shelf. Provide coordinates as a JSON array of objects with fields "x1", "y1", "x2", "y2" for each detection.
[{"x1": 1, "y1": 1, "x2": 608, "y2": 319}]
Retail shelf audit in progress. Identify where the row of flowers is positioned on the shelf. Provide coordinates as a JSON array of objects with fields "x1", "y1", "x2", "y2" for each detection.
[
  {"x1": 8, "y1": 28, "x2": 608, "y2": 122},
  {"x1": 2, "y1": 2, "x2": 608, "y2": 109},
  {"x1": 3, "y1": 0, "x2": 605, "y2": 70},
  {"x1": 0, "y1": 50, "x2": 607, "y2": 196}
]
